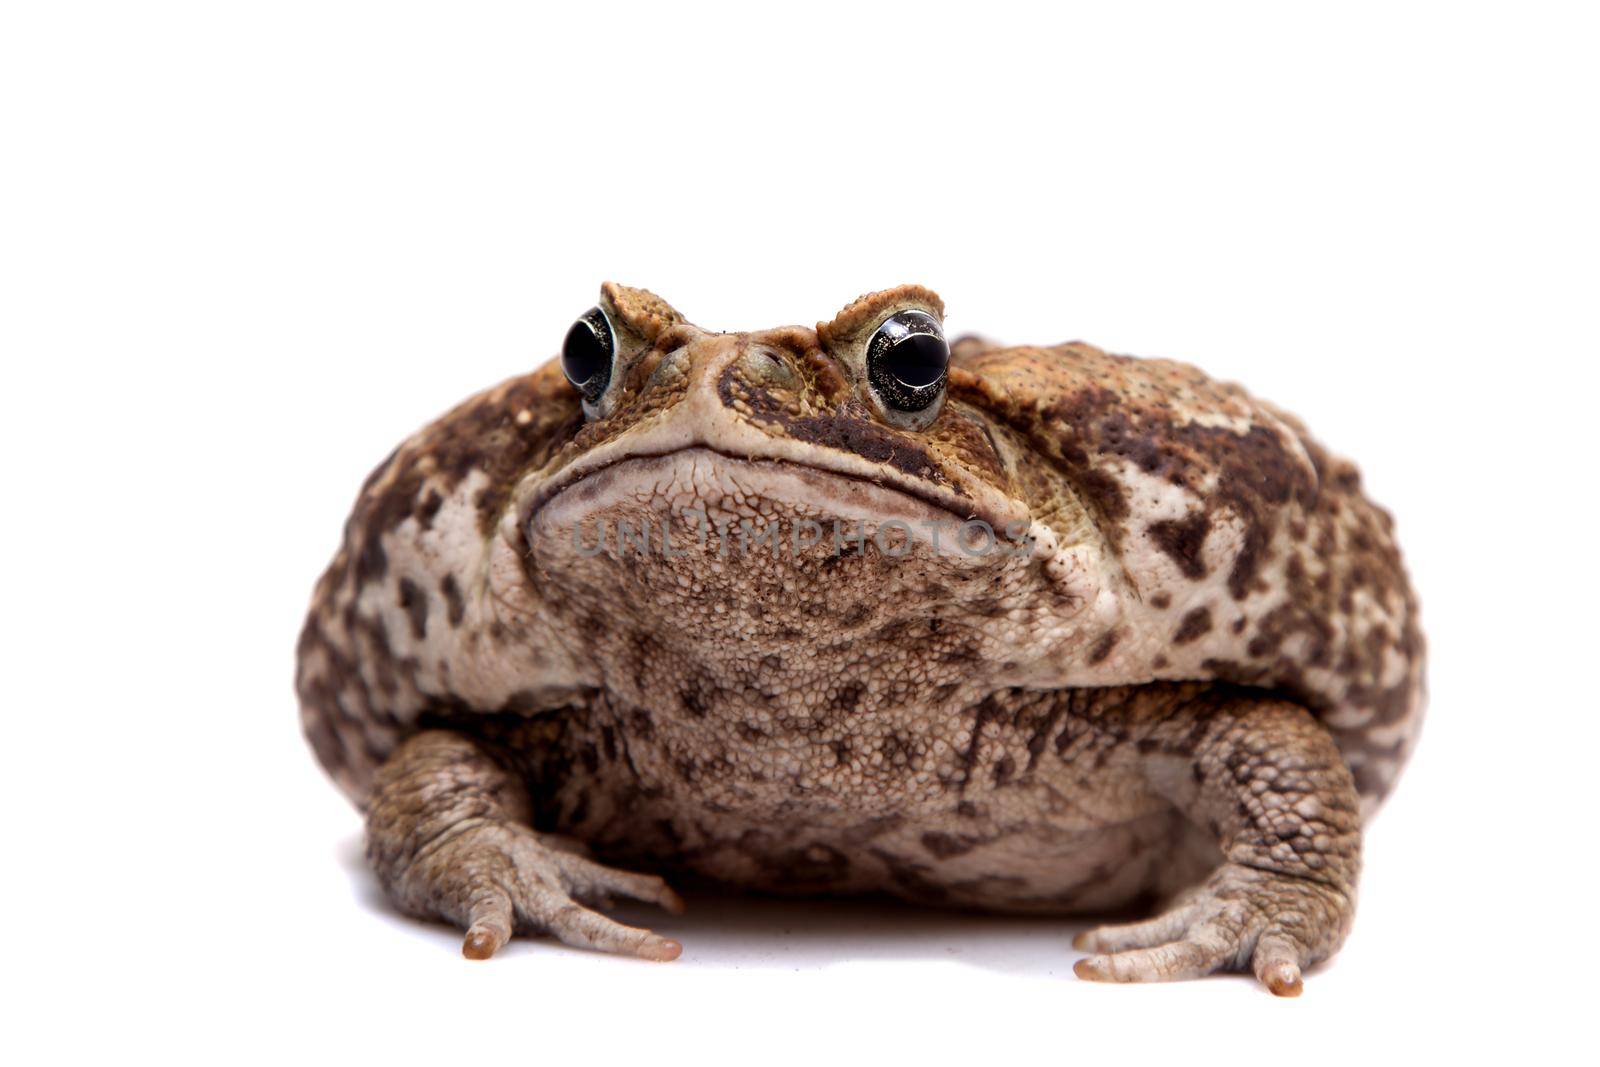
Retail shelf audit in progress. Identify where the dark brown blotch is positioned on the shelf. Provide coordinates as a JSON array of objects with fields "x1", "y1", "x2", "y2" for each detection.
[
  {"x1": 1088, "y1": 629, "x2": 1120, "y2": 665},
  {"x1": 921, "y1": 831, "x2": 978, "y2": 859},
  {"x1": 440, "y1": 573, "x2": 466, "y2": 628},
  {"x1": 1148, "y1": 511, "x2": 1212, "y2": 579},
  {"x1": 831, "y1": 681, "x2": 865, "y2": 714},
  {"x1": 1173, "y1": 607, "x2": 1213, "y2": 644},
  {"x1": 397, "y1": 577, "x2": 428, "y2": 639}
]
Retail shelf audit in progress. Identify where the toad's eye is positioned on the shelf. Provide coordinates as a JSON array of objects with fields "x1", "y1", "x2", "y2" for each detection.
[
  {"x1": 866, "y1": 309, "x2": 948, "y2": 415},
  {"x1": 561, "y1": 307, "x2": 614, "y2": 403}
]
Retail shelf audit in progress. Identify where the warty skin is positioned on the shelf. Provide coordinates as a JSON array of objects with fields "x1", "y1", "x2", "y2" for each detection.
[{"x1": 297, "y1": 283, "x2": 1422, "y2": 994}]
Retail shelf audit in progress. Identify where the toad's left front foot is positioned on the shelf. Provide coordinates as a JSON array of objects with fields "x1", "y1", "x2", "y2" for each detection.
[
  {"x1": 1073, "y1": 862, "x2": 1353, "y2": 996},
  {"x1": 1067, "y1": 690, "x2": 1363, "y2": 996}
]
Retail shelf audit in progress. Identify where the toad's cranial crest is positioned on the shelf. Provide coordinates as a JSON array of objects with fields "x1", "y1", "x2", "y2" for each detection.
[{"x1": 298, "y1": 283, "x2": 1423, "y2": 994}]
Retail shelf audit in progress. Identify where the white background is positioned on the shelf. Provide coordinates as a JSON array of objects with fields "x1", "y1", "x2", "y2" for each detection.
[{"x1": 5, "y1": 2, "x2": 1597, "y2": 1063}]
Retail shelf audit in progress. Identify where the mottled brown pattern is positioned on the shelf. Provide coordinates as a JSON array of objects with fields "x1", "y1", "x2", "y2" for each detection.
[
  {"x1": 297, "y1": 283, "x2": 1423, "y2": 991},
  {"x1": 294, "y1": 361, "x2": 582, "y2": 796},
  {"x1": 954, "y1": 342, "x2": 1423, "y2": 797}
]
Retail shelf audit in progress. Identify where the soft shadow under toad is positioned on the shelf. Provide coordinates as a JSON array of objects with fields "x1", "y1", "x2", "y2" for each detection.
[{"x1": 338, "y1": 833, "x2": 1132, "y2": 979}]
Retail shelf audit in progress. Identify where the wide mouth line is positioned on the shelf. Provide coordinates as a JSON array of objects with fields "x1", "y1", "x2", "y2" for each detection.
[{"x1": 522, "y1": 444, "x2": 1011, "y2": 534}]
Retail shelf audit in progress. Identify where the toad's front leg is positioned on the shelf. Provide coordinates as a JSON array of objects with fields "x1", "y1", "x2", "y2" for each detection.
[
  {"x1": 365, "y1": 730, "x2": 685, "y2": 961},
  {"x1": 1073, "y1": 689, "x2": 1362, "y2": 996}
]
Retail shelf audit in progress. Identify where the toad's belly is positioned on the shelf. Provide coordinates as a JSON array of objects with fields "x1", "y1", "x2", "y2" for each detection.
[
  {"x1": 567, "y1": 800, "x2": 1222, "y2": 913},
  {"x1": 465, "y1": 686, "x2": 1226, "y2": 912}
]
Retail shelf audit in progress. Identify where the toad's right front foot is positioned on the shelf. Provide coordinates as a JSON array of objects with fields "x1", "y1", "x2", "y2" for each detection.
[
  {"x1": 365, "y1": 730, "x2": 684, "y2": 961},
  {"x1": 390, "y1": 818, "x2": 684, "y2": 961}
]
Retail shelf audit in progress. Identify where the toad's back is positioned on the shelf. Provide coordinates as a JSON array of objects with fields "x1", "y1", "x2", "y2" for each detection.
[{"x1": 954, "y1": 342, "x2": 1425, "y2": 809}]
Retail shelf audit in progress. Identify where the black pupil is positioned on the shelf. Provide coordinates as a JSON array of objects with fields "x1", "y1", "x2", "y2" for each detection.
[
  {"x1": 884, "y1": 332, "x2": 947, "y2": 389},
  {"x1": 562, "y1": 310, "x2": 612, "y2": 400}
]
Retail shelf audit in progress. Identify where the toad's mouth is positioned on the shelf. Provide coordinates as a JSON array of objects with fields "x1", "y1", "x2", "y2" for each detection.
[
  {"x1": 519, "y1": 442, "x2": 1028, "y2": 539},
  {"x1": 517, "y1": 446, "x2": 1037, "y2": 561}
]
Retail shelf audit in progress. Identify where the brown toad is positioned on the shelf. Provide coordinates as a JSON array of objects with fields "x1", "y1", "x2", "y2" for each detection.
[{"x1": 297, "y1": 283, "x2": 1423, "y2": 994}]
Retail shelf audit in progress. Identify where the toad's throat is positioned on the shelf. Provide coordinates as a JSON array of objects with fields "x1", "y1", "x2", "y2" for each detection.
[
  {"x1": 516, "y1": 449, "x2": 1091, "y2": 666},
  {"x1": 516, "y1": 448, "x2": 1073, "y2": 704}
]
